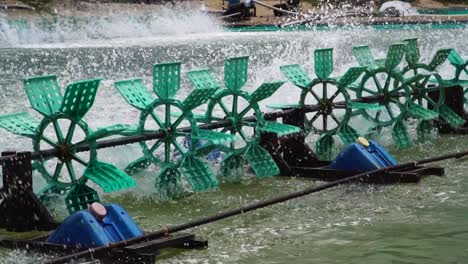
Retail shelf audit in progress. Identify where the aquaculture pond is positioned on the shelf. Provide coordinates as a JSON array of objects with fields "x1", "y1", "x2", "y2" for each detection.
[{"x1": 0, "y1": 11, "x2": 467, "y2": 263}]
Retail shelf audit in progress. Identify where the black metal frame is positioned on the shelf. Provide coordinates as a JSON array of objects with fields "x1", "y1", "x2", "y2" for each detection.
[{"x1": 0, "y1": 232, "x2": 207, "y2": 264}]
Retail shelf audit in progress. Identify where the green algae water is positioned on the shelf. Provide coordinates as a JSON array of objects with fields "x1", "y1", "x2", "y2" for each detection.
[{"x1": 0, "y1": 13, "x2": 467, "y2": 263}]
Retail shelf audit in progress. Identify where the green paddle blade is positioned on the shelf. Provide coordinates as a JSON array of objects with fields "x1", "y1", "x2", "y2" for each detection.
[
  {"x1": 392, "y1": 120, "x2": 412, "y2": 149},
  {"x1": 353, "y1": 45, "x2": 377, "y2": 68},
  {"x1": 155, "y1": 166, "x2": 182, "y2": 199},
  {"x1": 250, "y1": 81, "x2": 285, "y2": 104},
  {"x1": 448, "y1": 50, "x2": 466, "y2": 67},
  {"x1": 125, "y1": 156, "x2": 152, "y2": 175},
  {"x1": 417, "y1": 120, "x2": 434, "y2": 140},
  {"x1": 114, "y1": 79, "x2": 154, "y2": 111},
  {"x1": 338, "y1": 124, "x2": 359, "y2": 145},
  {"x1": 245, "y1": 143, "x2": 279, "y2": 178},
  {"x1": 403, "y1": 38, "x2": 420, "y2": 66},
  {"x1": 60, "y1": 79, "x2": 101, "y2": 120},
  {"x1": 65, "y1": 184, "x2": 100, "y2": 215},
  {"x1": 187, "y1": 69, "x2": 220, "y2": 89},
  {"x1": 375, "y1": 59, "x2": 386, "y2": 68},
  {"x1": 220, "y1": 153, "x2": 245, "y2": 182},
  {"x1": 181, "y1": 155, "x2": 219, "y2": 191},
  {"x1": 153, "y1": 62, "x2": 181, "y2": 100},
  {"x1": 336, "y1": 67, "x2": 366, "y2": 88},
  {"x1": 23, "y1": 75, "x2": 63, "y2": 117},
  {"x1": 314, "y1": 48, "x2": 334, "y2": 80},
  {"x1": 194, "y1": 131, "x2": 236, "y2": 157},
  {"x1": 183, "y1": 87, "x2": 218, "y2": 111},
  {"x1": 438, "y1": 104, "x2": 466, "y2": 127},
  {"x1": 224, "y1": 56, "x2": 249, "y2": 91},
  {"x1": 315, "y1": 134, "x2": 334, "y2": 161},
  {"x1": 87, "y1": 124, "x2": 136, "y2": 141},
  {"x1": 267, "y1": 103, "x2": 302, "y2": 109},
  {"x1": 83, "y1": 161, "x2": 136, "y2": 193},
  {"x1": 408, "y1": 102, "x2": 439, "y2": 120},
  {"x1": 0, "y1": 112, "x2": 39, "y2": 138},
  {"x1": 259, "y1": 121, "x2": 300, "y2": 136},
  {"x1": 196, "y1": 129, "x2": 237, "y2": 145},
  {"x1": 280, "y1": 64, "x2": 313, "y2": 89},
  {"x1": 428, "y1": 49, "x2": 452, "y2": 70},
  {"x1": 348, "y1": 102, "x2": 382, "y2": 110},
  {"x1": 385, "y1": 43, "x2": 406, "y2": 70}
]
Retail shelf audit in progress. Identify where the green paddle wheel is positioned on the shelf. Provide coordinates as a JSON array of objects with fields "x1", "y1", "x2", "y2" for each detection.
[
  {"x1": 114, "y1": 62, "x2": 236, "y2": 198},
  {"x1": 276, "y1": 48, "x2": 375, "y2": 160},
  {"x1": 350, "y1": 43, "x2": 424, "y2": 149},
  {"x1": 0, "y1": 76, "x2": 136, "y2": 214},
  {"x1": 186, "y1": 56, "x2": 300, "y2": 179},
  {"x1": 448, "y1": 50, "x2": 468, "y2": 113},
  {"x1": 401, "y1": 38, "x2": 465, "y2": 138}
]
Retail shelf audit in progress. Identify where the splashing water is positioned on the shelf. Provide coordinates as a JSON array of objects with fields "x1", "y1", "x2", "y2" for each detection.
[{"x1": 0, "y1": 4, "x2": 221, "y2": 48}]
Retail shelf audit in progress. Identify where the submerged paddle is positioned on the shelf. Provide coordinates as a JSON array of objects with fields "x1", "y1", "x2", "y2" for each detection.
[{"x1": 46, "y1": 149, "x2": 468, "y2": 264}]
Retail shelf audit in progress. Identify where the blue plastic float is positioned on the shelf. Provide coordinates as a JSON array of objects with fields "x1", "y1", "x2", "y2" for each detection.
[
  {"x1": 329, "y1": 137, "x2": 398, "y2": 172},
  {"x1": 47, "y1": 203, "x2": 143, "y2": 248}
]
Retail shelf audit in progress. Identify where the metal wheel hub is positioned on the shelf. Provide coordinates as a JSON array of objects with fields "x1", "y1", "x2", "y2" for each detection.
[{"x1": 56, "y1": 144, "x2": 73, "y2": 162}]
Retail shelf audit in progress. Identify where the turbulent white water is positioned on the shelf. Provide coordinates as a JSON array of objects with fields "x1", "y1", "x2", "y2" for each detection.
[{"x1": 0, "y1": 4, "x2": 222, "y2": 48}]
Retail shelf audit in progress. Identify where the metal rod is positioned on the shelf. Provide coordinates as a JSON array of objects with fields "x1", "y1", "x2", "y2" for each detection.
[{"x1": 45, "y1": 149, "x2": 468, "y2": 264}]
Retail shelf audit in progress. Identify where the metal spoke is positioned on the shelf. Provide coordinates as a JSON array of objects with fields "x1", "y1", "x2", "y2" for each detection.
[
  {"x1": 423, "y1": 94, "x2": 437, "y2": 106},
  {"x1": 331, "y1": 113, "x2": 340, "y2": 125},
  {"x1": 41, "y1": 135, "x2": 58, "y2": 147},
  {"x1": 150, "y1": 111, "x2": 165, "y2": 129},
  {"x1": 164, "y1": 140, "x2": 171, "y2": 163},
  {"x1": 309, "y1": 89, "x2": 321, "y2": 102},
  {"x1": 362, "y1": 87, "x2": 377, "y2": 94},
  {"x1": 149, "y1": 139, "x2": 164, "y2": 153},
  {"x1": 165, "y1": 104, "x2": 171, "y2": 126},
  {"x1": 385, "y1": 104, "x2": 395, "y2": 119},
  {"x1": 70, "y1": 154, "x2": 88, "y2": 166},
  {"x1": 390, "y1": 97, "x2": 403, "y2": 107},
  {"x1": 172, "y1": 139, "x2": 186, "y2": 155},
  {"x1": 383, "y1": 74, "x2": 392, "y2": 92},
  {"x1": 170, "y1": 115, "x2": 185, "y2": 130},
  {"x1": 375, "y1": 110, "x2": 382, "y2": 122},
  {"x1": 421, "y1": 75, "x2": 431, "y2": 88},
  {"x1": 52, "y1": 162, "x2": 65, "y2": 180},
  {"x1": 322, "y1": 114, "x2": 328, "y2": 130},
  {"x1": 52, "y1": 120, "x2": 65, "y2": 143},
  {"x1": 238, "y1": 129, "x2": 248, "y2": 141},
  {"x1": 328, "y1": 90, "x2": 341, "y2": 102},
  {"x1": 308, "y1": 112, "x2": 320, "y2": 125},
  {"x1": 218, "y1": 100, "x2": 232, "y2": 117},
  {"x1": 238, "y1": 105, "x2": 252, "y2": 118},
  {"x1": 65, "y1": 122, "x2": 76, "y2": 144},
  {"x1": 232, "y1": 95, "x2": 238, "y2": 119},
  {"x1": 322, "y1": 82, "x2": 327, "y2": 100},
  {"x1": 65, "y1": 161, "x2": 77, "y2": 182},
  {"x1": 372, "y1": 75, "x2": 384, "y2": 92}
]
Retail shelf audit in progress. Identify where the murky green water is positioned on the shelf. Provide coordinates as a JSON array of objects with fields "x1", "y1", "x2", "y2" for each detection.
[{"x1": 0, "y1": 20, "x2": 467, "y2": 263}]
